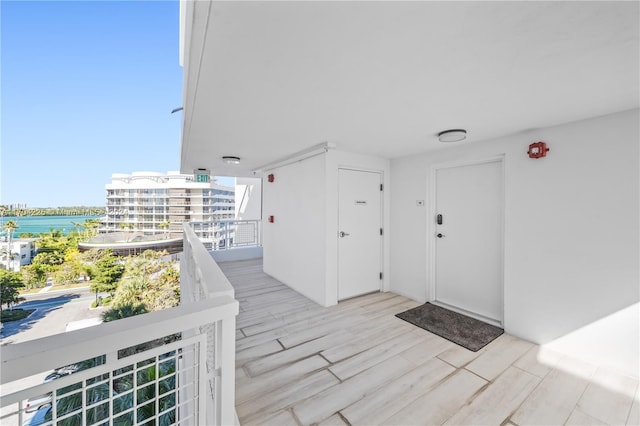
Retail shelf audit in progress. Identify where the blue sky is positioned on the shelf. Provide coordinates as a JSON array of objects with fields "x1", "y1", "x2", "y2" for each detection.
[{"x1": 1, "y1": 0, "x2": 221, "y2": 207}]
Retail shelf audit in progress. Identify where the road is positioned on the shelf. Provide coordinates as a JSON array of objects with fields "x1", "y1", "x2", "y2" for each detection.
[
  {"x1": 0, "y1": 288, "x2": 106, "y2": 345},
  {"x1": 0, "y1": 288, "x2": 109, "y2": 426}
]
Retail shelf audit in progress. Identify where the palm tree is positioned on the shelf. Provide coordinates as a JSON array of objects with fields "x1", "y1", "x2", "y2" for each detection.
[
  {"x1": 119, "y1": 222, "x2": 134, "y2": 242},
  {"x1": 83, "y1": 218, "x2": 101, "y2": 239},
  {"x1": 0, "y1": 247, "x2": 11, "y2": 270},
  {"x1": 47, "y1": 228, "x2": 63, "y2": 239},
  {"x1": 3, "y1": 220, "x2": 18, "y2": 269},
  {"x1": 158, "y1": 221, "x2": 171, "y2": 239},
  {"x1": 4, "y1": 220, "x2": 18, "y2": 238},
  {"x1": 2, "y1": 251, "x2": 20, "y2": 271},
  {"x1": 71, "y1": 221, "x2": 84, "y2": 242}
]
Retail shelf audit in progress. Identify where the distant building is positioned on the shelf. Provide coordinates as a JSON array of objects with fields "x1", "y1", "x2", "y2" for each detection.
[
  {"x1": 84, "y1": 171, "x2": 235, "y2": 253},
  {"x1": 0, "y1": 238, "x2": 38, "y2": 271},
  {"x1": 7, "y1": 203, "x2": 27, "y2": 210}
]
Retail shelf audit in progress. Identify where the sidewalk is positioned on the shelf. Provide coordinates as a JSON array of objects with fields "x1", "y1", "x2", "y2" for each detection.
[{"x1": 22, "y1": 286, "x2": 91, "y2": 298}]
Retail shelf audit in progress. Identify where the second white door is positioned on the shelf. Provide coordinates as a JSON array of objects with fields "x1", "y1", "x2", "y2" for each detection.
[{"x1": 338, "y1": 169, "x2": 382, "y2": 300}]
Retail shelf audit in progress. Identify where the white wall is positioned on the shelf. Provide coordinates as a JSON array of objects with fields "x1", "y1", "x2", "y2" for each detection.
[
  {"x1": 262, "y1": 155, "x2": 328, "y2": 305},
  {"x1": 0, "y1": 240, "x2": 36, "y2": 271},
  {"x1": 390, "y1": 109, "x2": 639, "y2": 376},
  {"x1": 262, "y1": 149, "x2": 390, "y2": 307}
]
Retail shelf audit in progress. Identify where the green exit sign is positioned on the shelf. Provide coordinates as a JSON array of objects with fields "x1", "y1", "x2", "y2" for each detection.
[{"x1": 194, "y1": 170, "x2": 210, "y2": 183}]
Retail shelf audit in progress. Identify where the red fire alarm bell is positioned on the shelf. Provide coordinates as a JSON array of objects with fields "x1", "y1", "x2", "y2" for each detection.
[
  {"x1": 267, "y1": 174, "x2": 275, "y2": 183},
  {"x1": 268, "y1": 215, "x2": 274, "y2": 223},
  {"x1": 528, "y1": 141, "x2": 549, "y2": 159}
]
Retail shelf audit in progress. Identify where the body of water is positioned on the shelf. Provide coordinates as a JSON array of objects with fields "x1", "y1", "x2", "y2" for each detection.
[{"x1": 1, "y1": 215, "x2": 102, "y2": 237}]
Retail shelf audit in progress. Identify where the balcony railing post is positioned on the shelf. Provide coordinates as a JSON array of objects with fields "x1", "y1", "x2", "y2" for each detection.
[
  {"x1": 214, "y1": 314, "x2": 236, "y2": 426},
  {"x1": 223, "y1": 221, "x2": 228, "y2": 250}
]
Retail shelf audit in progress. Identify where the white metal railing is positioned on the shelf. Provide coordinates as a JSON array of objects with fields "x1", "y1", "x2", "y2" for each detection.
[
  {"x1": 180, "y1": 224, "x2": 238, "y2": 425},
  {"x1": 189, "y1": 220, "x2": 261, "y2": 250},
  {"x1": 0, "y1": 226, "x2": 239, "y2": 426}
]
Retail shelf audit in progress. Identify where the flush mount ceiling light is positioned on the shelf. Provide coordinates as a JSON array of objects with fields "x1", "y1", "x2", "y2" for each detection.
[
  {"x1": 438, "y1": 129, "x2": 467, "y2": 143},
  {"x1": 222, "y1": 156, "x2": 241, "y2": 165}
]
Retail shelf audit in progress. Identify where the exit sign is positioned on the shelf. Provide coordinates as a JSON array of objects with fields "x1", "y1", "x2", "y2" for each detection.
[{"x1": 194, "y1": 170, "x2": 210, "y2": 183}]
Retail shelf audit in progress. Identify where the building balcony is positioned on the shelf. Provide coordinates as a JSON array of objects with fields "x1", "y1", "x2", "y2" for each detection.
[
  {"x1": 3, "y1": 226, "x2": 638, "y2": 426},
  {"x1": 215, "y1": 258, "x2": 638, "y2": 425},
  {"x1": 169, "y1": 251, "x2": 640, "y2": 424},
  {"x1": 1, "y1": 224, "x2": 238, "y2": 425}
]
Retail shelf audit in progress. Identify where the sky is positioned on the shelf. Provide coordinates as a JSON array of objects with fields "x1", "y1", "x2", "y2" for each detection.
[{"x1": 1, "y1": 0, "x2": 231, "y2": 208}]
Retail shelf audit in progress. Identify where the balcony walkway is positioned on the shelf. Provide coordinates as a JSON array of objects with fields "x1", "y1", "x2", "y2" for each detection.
[{"x1": 219, "y1": 259, "x2": 639, "y2": 426}]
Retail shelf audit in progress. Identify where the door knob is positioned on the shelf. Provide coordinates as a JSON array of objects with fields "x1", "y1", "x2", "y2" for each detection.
[
  {"x1": 436, "y1": 233, "x2": 444, "y2": 238},
  {"x1": 339, "y1": 231, "x2": 350, "y2": 238}
]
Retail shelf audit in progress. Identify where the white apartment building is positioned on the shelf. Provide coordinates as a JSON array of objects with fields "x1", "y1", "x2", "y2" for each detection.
[
  {"x1": 102, "y1": 171, "x2": 234, "y2": 247},
  {"x1": 0, "y1": 238, "x2": 38, "y2": 272}
]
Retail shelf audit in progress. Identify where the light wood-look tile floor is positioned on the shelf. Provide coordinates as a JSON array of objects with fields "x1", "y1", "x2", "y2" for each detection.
[{"x1": 219, "y1": 259, "x2": 639, "y2": 426}]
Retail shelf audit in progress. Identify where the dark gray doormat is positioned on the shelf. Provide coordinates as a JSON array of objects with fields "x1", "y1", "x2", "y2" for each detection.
[{"x1": 395, "y1": 302, "x2": 503, "y2": 352}]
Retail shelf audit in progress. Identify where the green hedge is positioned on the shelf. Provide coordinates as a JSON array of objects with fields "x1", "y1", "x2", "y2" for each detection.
[{"x1": 1, "y1": 308, "x2": 35, "y2": 323}]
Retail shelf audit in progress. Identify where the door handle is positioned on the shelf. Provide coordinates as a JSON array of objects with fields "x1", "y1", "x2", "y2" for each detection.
[
  {"x1": 436, "y1": 233, "x2": 444, "y2": 238},
  {"x1": 339, "y1": 231, "x2": 350, "y2": 238}
]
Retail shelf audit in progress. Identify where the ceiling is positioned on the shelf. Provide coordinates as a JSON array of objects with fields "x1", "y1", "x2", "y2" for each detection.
[{"x1": 180, "y1": 1, "x2": 639, "y2": 177}]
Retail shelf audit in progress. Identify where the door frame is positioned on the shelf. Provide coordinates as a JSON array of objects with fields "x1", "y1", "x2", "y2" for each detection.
[
  {"x1": 337, "y1": 167, "x2": 384, "y2": 300},
  {"x1": 427, "y1": 155, "x2": 505, "y2": 327}
]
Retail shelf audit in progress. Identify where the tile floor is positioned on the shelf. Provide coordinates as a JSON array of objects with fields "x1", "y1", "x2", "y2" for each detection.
[{"x1": 220, "y1": 259, "x2": 639, "y2": 426}]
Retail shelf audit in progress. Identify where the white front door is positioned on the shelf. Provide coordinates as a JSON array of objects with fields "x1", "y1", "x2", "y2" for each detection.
[
  {"x1": 434, "y1": 159, "x2": 503, "y2": 324},
  {"x1": 338, "y1": 169, "x2": 382, "y2": 300}
]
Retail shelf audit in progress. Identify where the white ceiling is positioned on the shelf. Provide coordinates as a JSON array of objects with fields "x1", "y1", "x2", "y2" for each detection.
[{"x1": 180, "y1": 1, "x2": 639, "y2": 177}]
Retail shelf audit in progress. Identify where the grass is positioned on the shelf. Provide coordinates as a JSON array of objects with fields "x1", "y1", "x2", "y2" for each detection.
[
  {"x1": 1, "y1": 308, "x2": 35, "y2": 323},
  {"x1": 19, "y1": 282, "x2": 90, "y2": 296},
  {"x1": 51, "y1": 282, "x2": 90, "y2": 291},
  {"x1": 19, "y1": 287, "x2": 43, "y2": 295}
]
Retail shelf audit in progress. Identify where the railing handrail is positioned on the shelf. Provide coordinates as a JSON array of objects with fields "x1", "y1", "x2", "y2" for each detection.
[
  {"x1": 0, "y1": 295, "x2": 238, "y2": 385},
  {"x1": 189, "y1": 219, "x2": 260, "y2": 225},
  {"x1": 183, "y1": 223, "x2": 236, "y2": 299},
  {"x1": 181, "y1": 222, "x2": 239, "y2": 425},
  {"x1": 2, "y1": 222, "x2": 240, "y2": 426}
]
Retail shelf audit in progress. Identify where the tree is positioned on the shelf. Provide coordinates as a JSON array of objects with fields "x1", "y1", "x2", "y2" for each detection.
[
  {"x1": 4, "y1": 220, "x2": 18, "y2": 238},
  {"x1": 21, "y1": 263, "x2": 48, "y2": 289},
  {"x1": 83, "y1": 218, "x2": 101, "y2": 240},
  {"x1": 45, "y1": 228, "x2": 63, "y2": 239},
  {"x1": 0, "y1": 269, "x2": 25, "y2": 312},
  {"x1": 119, "y1": 222, "x2": 134, "y2": 241},
  {"x1": 90, "y1": 250, "x2": 124, "y2": 298},
  {"x1": 70, "y1": 221, "x2": 84, "y2": 243},
  {"x1": 0, "y1": 247, "x2": 17, "y2": 271},
  {"x1": 102, "y1": 303, "x2": 148, "y2": 322},
  {"x1": 3, "y1": 220, "x2": 18, "y2": 269},
  {"x1": 103, "y1": 250, "x2": 179, "y2": 319},
  {"x1": 5, "y1": 251, "x2": 19, "y2": 271},
  {"x1": 144, "y1": 265, "x2": 180, "y2": 311},
  {"x1": 37, "y1": 229, "x2": 74, "y2": 257},
  {"x1": 53, "y1": 249, "x2": 84, "y2": 285},
  {"x1": 31, "y1": 251, "x2": 65, "y2": 270},
  {"x1": 158, "y1": 221, "x2": 171, "y2": 239}
]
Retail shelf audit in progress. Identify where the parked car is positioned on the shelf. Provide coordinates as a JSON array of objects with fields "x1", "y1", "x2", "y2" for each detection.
[
  {"x1": 24, "y1": 394, "x2": 51, "y2": 414},
  {"x1": 23, "y1": 405, "x2": 53, "y2": 426},
  {"x1": 23, "y1": 383, "x2": 110, "y2": 426},
  {"x1": 25, "y1": 368, "x2": 74, "y2": 412}
]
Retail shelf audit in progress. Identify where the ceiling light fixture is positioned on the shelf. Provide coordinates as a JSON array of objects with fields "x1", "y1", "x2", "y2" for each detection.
[
  {"x1": 438, "y1": 129, "x2": 467, "y2": 143},
  {"x1": 222, "y1": 156, "x2": 241, "y2": 165}
]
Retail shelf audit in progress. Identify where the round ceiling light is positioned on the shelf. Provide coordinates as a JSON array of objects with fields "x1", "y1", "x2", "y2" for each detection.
[
  {"x1": 222, "y1": 156, "x2": 241, "y2": 165},
  {"x1": 438, "y1": 129, "x2": 467, "y2": 143}
]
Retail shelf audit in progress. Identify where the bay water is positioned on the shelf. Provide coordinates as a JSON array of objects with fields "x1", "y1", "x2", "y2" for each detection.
[{"x1": 1, "y1": 215, "x2": 102, "y2": 237}]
